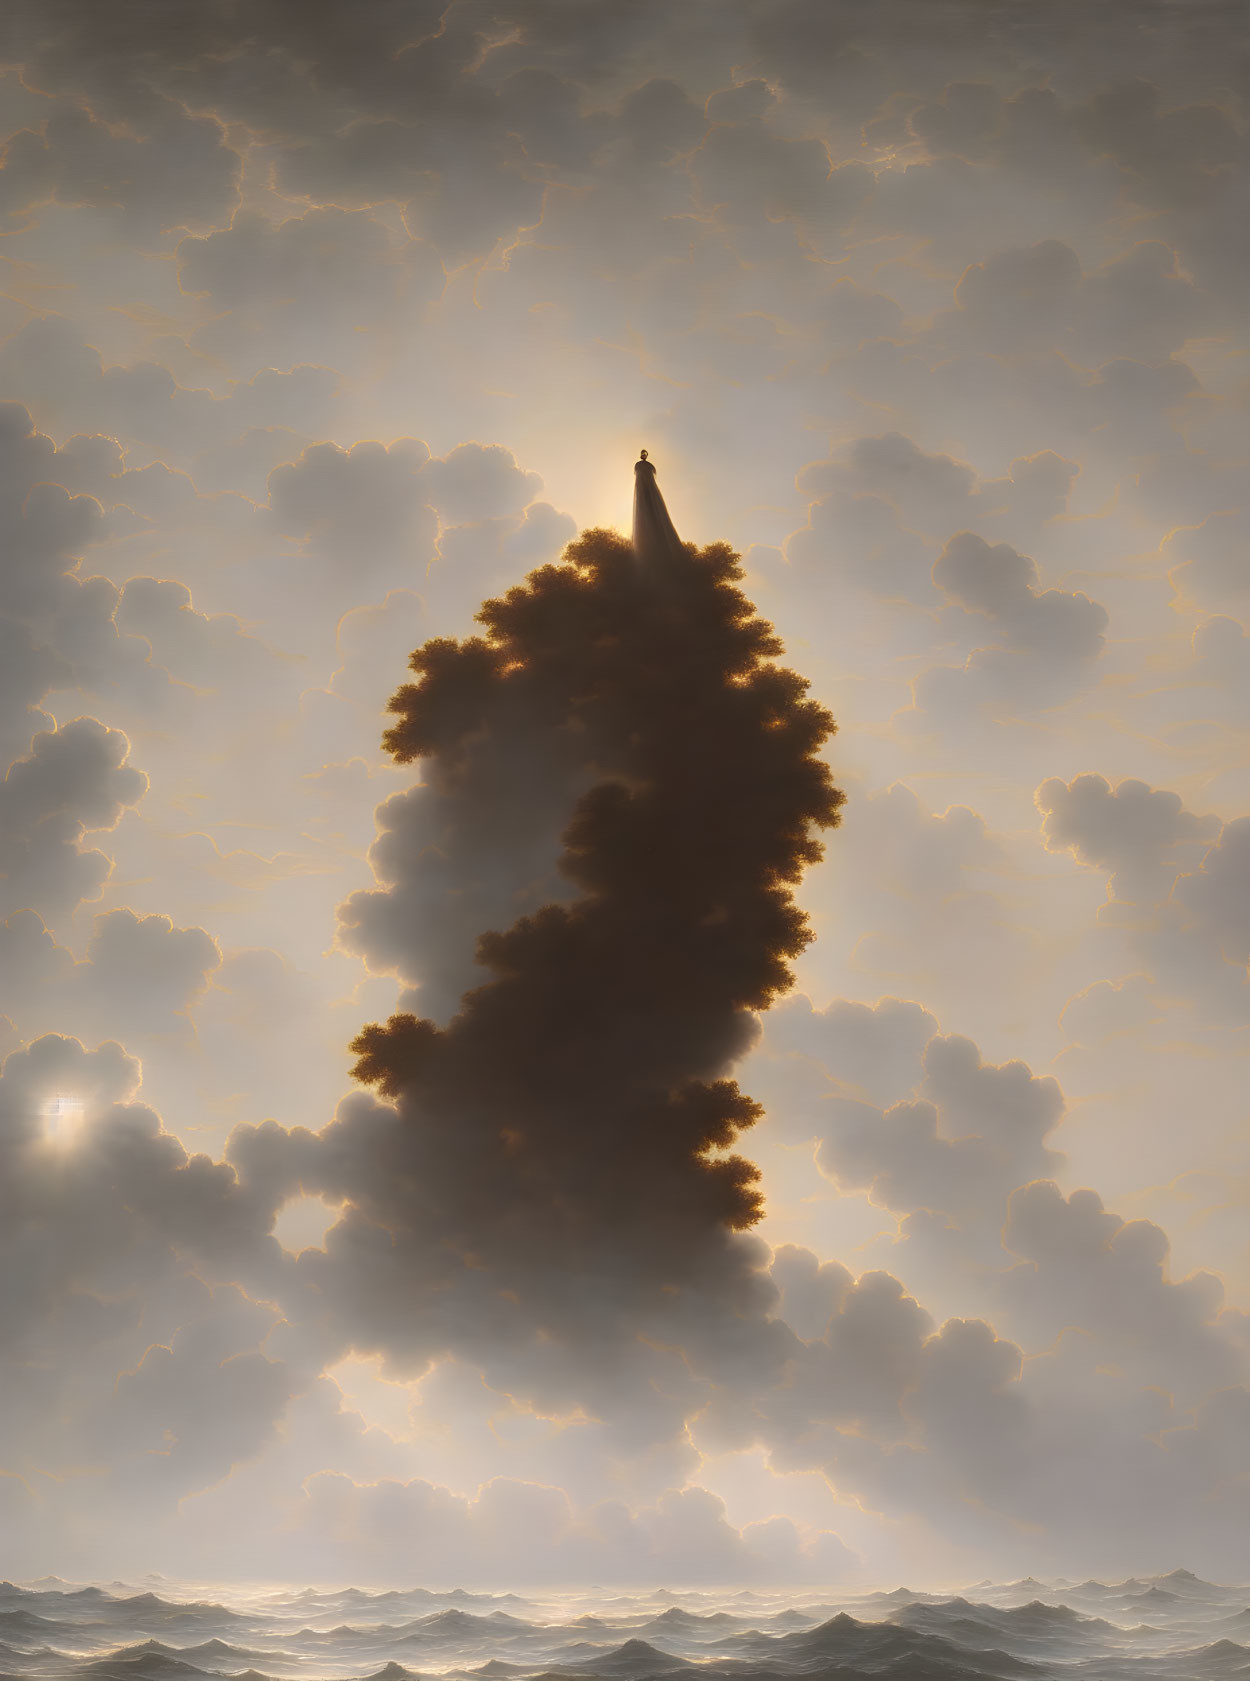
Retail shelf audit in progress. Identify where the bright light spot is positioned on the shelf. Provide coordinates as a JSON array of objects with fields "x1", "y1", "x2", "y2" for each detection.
[
  {"x1": 326, "y1": 1353, "x2": 417, "y2": 1438},
  {"x1": 42, "y1": 1093, "x2": 85, "y2": 1147},
  {"x1": 272, "y1": 1192, "x2": 339, "y2": 1254}
]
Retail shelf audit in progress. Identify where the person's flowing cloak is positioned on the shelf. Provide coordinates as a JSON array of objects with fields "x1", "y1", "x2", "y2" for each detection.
[{"x1": 633, "y1": 457, "x2": 685, "y2": 562}]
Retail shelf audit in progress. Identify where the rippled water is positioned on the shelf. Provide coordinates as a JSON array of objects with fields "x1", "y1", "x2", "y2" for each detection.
[{"x1": 3, "y1": 1571, "x2": 1248, "y2": 1681}]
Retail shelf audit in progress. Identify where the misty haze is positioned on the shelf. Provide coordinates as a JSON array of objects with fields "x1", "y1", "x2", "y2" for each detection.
[{"x1": 2, "y1": 2, "x2": 1250, "y2": 1679}]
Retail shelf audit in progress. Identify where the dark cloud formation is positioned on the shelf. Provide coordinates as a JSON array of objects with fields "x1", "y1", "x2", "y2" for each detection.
[{"x1": 321, "y1": 518, "x2": 842, "y2": 1391}]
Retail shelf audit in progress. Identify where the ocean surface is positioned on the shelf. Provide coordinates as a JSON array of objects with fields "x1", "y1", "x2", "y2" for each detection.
[{"x1": 3, "y1": 1572, "x2": 1248, "y2": 1681}]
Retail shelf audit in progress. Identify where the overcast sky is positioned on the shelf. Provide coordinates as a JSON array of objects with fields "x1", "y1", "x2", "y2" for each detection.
[{"x1": 2, "y1": 0, "x2": 1249, "y2": 1590}]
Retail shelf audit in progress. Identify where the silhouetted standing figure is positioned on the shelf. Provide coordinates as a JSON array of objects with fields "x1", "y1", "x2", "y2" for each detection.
[{"x1": 633, "y1": 449, "x2": 685, "y2": 563}]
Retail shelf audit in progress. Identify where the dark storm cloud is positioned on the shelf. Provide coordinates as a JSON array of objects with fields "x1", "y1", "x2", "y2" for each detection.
[{"x1": 294, "y1": 519, "x2": 843, "y2": 1407}]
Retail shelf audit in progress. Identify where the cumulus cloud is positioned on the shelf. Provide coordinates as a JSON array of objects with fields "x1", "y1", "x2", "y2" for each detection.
[
  {"x1": 754, "y1": 992, "x2": 940, "y2": 1118},
  {"x1": 0, "y1": 719, "x2": 146, "y2": 922},
  {"x1": 261, "y1": 438, "x2": 553, "y2": 646},
  {"x1": 748, "y1": 994, "x2": 1071, "y2": 1321},
  {"x1": 178, "y1": 208, "x2": 441, "y2": 374},
  {"x1": 0, "y1": 401, "x2": 103, "y2": 617},
  {"x1": 817, "y1": 1033, "x2": 1065, "y2": 1231},
  {"x1": 268, "y1": 1472, "x2": 853, "y2": 1588},
  {"x1": 764, "y1": 434, "x2": 1093, "y2": 738},
  {"x1": 947, "y1": 238, "x2": 1203, "y2": 363},
  {"x1": 78, "y1": 908, "x2": 220, "y2": 1035},
  {"x1": 423, "y1": 443, "x2": 544, "y2": 526},
  {"x1": 747, "y1": 984, "x2": 1248, "y2": 1464},
  {"x1": 1002, "y1": 1180, "x2": 1246, "y2": 1403},
  {"x1": 909, "y1": 532, "x2": 1108, "y2": 722},
  {"x1": 934, "y1": 533, "x2": 1106, "y2": 661},
  {"x1": 1037, "y1": 772, "x2": 1250, "y2": 1021},
  {"x1": 779, "y1": 782, "x2": 1039, "y2": 1043},
  {"x1": 0, "y1": 907, "x2": 218, "y2": 1052},
  {"x1": 268, "y1": 438, "x2": 434, "y2": 566},
  {"x1": 1037, "y1": 773, "x2": 1219, "y2": 903},
  {"x1": 0, "y1": 94, "x2": 238, "y2": 239},
  {"x1": 0, "y1": 1034, "x2": 286, "y2": 1539},
  {"x1": 0, "y1": 318, "x2": 339, "y2": 472}
]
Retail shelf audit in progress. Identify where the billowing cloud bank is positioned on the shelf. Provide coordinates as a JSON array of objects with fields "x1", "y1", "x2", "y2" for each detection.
[{"x1": 1, "y1": 0, "x2": 1249, "y2": 1588}]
